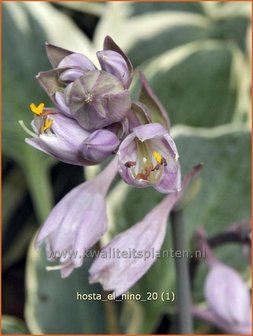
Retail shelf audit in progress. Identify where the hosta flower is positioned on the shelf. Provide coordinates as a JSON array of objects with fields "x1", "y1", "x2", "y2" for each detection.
[
  {"x1": 20, "y1": 106, "x2": 120, "y2": 165},
  {"x1": 193, "y1": 229, "x2": 252, "y2": 334},
  {"x1": 37, "y1": 36, "x2": 132, "y2": 131},
  {"x1": 117, "y1": 122, "x2": 181, "y2": 193},
  {"x1": 35, "y1": 157, "x2": 118, "y2": 278},
  {"x1": 89, "y1": 164, "x2": 203, "y2": 296}
]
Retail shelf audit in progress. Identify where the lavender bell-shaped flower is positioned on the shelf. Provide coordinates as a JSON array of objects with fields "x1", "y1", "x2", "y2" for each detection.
[
  {"x1": 37, "y1": 36, "x2": 132, "y2": 131},
  {"x1": 193, "y1": 229, "x2": 252, "y2": 334},
  {"x1": 117, "y1": 122, "x2": 181, "y2": 193},
  {"x1": 20, "y1": 106, "x2": 120, "y2": 165},
  {"x1": 35, "y1": 158, "x2": 118, "y2": 278},
  {"x1": 89, "y1": 164, "x2": 203, "y2": 296}
]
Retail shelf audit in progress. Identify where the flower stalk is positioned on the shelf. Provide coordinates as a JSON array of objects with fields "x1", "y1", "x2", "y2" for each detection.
[{"x1": 171, "y1": 209, "x2": 193, "y2": 333}]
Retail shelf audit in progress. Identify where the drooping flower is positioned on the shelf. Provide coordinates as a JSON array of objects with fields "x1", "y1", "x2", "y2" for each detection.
[
  {"x1": 193, "y1": 229, "x2": 252, "y2": 334},
  {"x1": 20, "y1": 106, "x2": 120, "y2": 165},
  {"x1": 89, "y1": 164, "x2": 203, "y2": 296},
  {"x1": 37, "y1": 36, "x2": 133, "y2": 131},
  {"x1": 35, "y1": 157, "x2": 118, "y2": 278},
  {"x1": 117, "y1": 122, "x2": 181, "y2": 193}
]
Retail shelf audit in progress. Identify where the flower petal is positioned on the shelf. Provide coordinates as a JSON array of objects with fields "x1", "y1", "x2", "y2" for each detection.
[
  {"x1": 80, "y1": 129, "x2": 120, "y2": 162},
  {"x1": 205, "y1": 263, "x2": 252, "y2": 325},
  {"x1": 103, "y1": 36, "x2": 133, "y2": 87},
  {"x1": 97, "y1": 50, "x2": 131, "y2": 88},
  {"x1": 58, "y1": 53, "x2": 96, "y2": 71}
]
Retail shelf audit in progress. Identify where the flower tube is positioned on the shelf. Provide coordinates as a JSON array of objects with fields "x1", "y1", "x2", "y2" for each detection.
[{"x1": 35, "y1": 157, "x2": 118, "y2": 278}]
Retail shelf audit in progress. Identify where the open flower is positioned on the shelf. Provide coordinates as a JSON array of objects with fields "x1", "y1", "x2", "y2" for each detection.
[
  {"x1": 117, "y1": 122, "x2": 181, "y2": 193},
  {"x1": 193, "y1": 229, "x2": 252, "y2": 334},
  {"x1": 20, "y1": 107, "x2": 120, "y2": 165},
  {"x1": 89, "y1": 164, "x2": 203, "y2": 296},
  {"x1": 37, "y1": 36, "x2": 132, "y2": 131},
  {"x1": 35, "y1": 157, "x2": 118, "y2": 278}
]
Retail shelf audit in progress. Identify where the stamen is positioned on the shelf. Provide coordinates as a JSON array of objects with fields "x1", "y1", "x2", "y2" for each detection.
[
  {"x1": 125, "y1": 161, "x2": 136, "y2": 168},
  {"x1": 161, "y1": 157, "x2": 167, "y2": 166},
  {"x1": 43, "y1": 118, "x2": 53, "y2": 132},
  {"x1": 153, "y1": 151, "x2": 162, "y2": 165},
  {"x1": 30, "y1": 102, "x2": 44, "y2": 116},
  {"x1": 18, "y1": 120, "x2": 37, "y2": 137},
  {"x1": 136, "y1": 165, "x2": 153, "y2": 181}
]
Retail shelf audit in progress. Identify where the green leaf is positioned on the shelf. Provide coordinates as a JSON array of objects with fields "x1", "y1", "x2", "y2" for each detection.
[
  {"x1": 135, "y1": 41, "x2": 245, "y2": 128},
  {"x1": 105, "y1": 124, "x2": 250, "y2": 333},
  {"x1": 95, "y1": 3, "x2": 250, "y2": 67},
  {"x1": 25, "y1": 240, "x2": 107, "y2": 334},
  {"x1": 128, "y1": 24, "x2": 213, "y2": 67},
  {"x1": 128, "y1": 2, "x2": 205, "y2": 16}
]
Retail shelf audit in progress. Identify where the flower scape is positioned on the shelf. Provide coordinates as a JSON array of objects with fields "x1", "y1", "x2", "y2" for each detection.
[{"x1": 20, "y1": 36, "x2": 202, "y2": 295}]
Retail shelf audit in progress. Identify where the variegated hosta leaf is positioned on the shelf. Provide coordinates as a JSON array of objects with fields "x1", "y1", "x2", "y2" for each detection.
[
  {"x1": 94, "y1": 2, "x2": 250, "y2": 66},
  {"x1": 25, "y1": 239, "x2": 107, "y2": 334},
  {"x1": 132, "y1": 40, "x2": 250, "y2": 128}
]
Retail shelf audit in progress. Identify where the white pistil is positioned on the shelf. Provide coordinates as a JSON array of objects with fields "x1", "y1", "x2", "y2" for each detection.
[
  {"x1": 46, "y1": 264, "x2": 65, "y2": 271},
  {"x1": 18, "y1": 120, "x2": 37, "y2": 137}
]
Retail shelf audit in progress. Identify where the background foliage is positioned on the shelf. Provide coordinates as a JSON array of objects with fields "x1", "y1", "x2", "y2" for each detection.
[{"x1": 2, "y1": 2, "x2": 251, "y2": 334}]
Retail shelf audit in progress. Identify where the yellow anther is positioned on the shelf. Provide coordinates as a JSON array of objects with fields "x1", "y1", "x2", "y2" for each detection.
[
  {"x1": 30, "y1": 102, "x2": 45, "y2": 116},
  {"x1": 153, "y1": 151, "x2": 162, "y2": 165},
  {"x1": 43, "y1": 118, "x2": 53, "y2": 132}
]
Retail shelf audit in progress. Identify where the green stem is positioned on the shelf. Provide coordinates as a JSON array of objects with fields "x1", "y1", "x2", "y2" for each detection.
[
  {"x1": 23, "y1": 150, "x2": 53, "y2": 223},
  {"x1": 102, "y1": 291, "x2": 120, "y2": 334},
  {"x1": 171, "y1": 209, "x2": 193, "y2": 333},
  {"x1": 96, "y1": 241, "x2": 120, "y2": 334}
]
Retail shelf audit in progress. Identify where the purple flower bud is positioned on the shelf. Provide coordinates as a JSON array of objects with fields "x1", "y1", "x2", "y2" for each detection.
[
  {"x1": 117, "y1": 123, "x2": 181, "y2": 193},
  {"x1": 89, "y1": 165, "x2": 202, "y2": 295},
  {"x1": 58, "y1": 53, "x2": 96, "y2": 71},
  {"x1": 35, "y1": 158, "x2": 118, "y2": 278},
  {"x1": 38, "y1": 39, "x2": 132, "y2": 132},
  {"x1": 65, "y1": 70, "x2": 131, "y2": 131},
  {"x1": 54, "y1": 92, "x2": 71, "y2": 116},
  {"x1": 97, "y1": 50, "x2": 131, "y2": 89},
  {"x1": 80, "y1": 129, "x2": 120, "y2": 162},
  {"x1": 46, "y1": 43, "x2": 96, "y2": 71},
  {"x1": 205, "y1": 263, "x2": 252, "y2": 329},
  {"x1": 193, "y1": 230, "x2": 252, "y2": 334},
  {"x1": 103, "y1": 36, "x2": 133, "y2": 88},
  {"x1": 25, "y1": 112, "x2": 116, "y2": 165}
]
